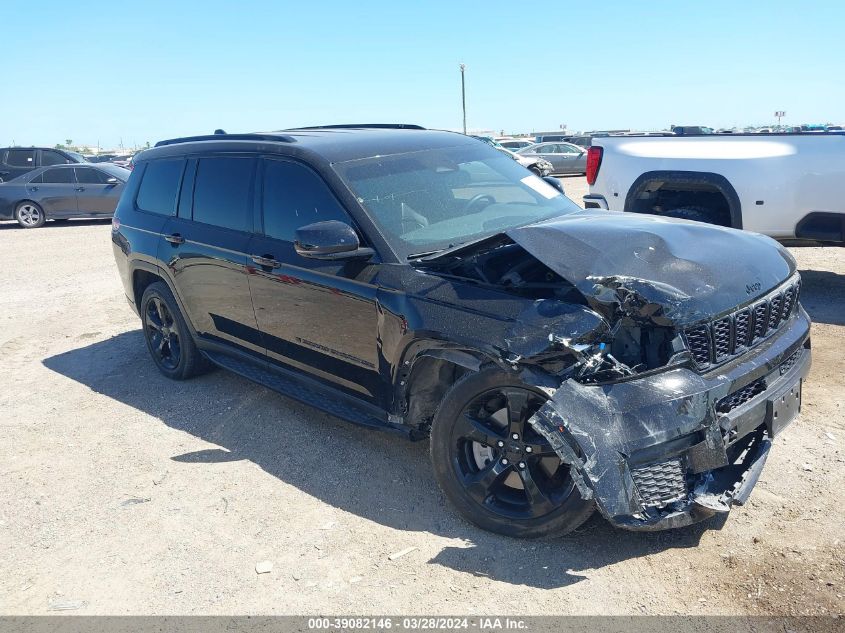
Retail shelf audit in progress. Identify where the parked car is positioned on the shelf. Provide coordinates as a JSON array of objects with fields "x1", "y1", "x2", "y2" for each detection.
[
  {"x1": 0, "y1": 163, "x2": 129, "y2": 228},
  {"x1": 111, "y1": 155, "x2": 134, "y2": 168},
  {"x1": 112, "y1": 126, "x2": 810, "y2": 538},
  {"x1": 0, "y1": 147, "x2": 87, "y2": 183},
  {"x1": 533, "y1": 133, "x2": 570, "y2": 143},
  {"x1": 88, "y1": 154, "x2": 119, "y2": 164},
  {"x1": 518, "y1": 142, "x2": 587, "y2": 175},
  {"x1": 496, "y1": 138, "x2": 535, "y2": 152},
  {"x1": 670, "y1": 125, "x2": 715, "y2": 136},
  {"x1": 584, "y1": 132, "x2": 845, "y2": 244},
  {"x1": 470, "y1": 136, "x2": 553, "y2": 177}
]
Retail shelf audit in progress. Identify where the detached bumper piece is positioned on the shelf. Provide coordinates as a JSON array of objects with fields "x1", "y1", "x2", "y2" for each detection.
[{"x1": 529, "y1": 309, "x2": 811, "y2": 532}]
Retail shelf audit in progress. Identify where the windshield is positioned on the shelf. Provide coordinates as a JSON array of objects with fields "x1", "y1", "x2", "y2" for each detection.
[{"x1": 334, "y1": 144, "x2": 582, "y2": 259}]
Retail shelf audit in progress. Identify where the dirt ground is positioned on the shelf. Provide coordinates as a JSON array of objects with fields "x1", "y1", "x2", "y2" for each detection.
[{"x1": 0, "y1": 177, "x2": 843, "y2": 615}]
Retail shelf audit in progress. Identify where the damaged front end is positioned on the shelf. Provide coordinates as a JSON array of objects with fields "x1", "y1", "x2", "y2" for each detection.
[
  {"x1": 528, "y1": 331, "x2": 809, "y2": 531},
  {"x1": 412, "y1": 211, "x2": 811, "y2": 530}
]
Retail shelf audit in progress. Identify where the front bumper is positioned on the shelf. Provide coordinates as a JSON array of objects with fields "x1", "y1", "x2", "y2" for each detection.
[{"x1": 530, "y1": 307, "x2": 812, "y2": 531}]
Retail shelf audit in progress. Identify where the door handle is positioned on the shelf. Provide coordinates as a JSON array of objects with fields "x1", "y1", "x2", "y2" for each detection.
[
  {"x1": 165, "y1": 233, "x2": 185, "y2": 245},
  {"x1": 28, "y1": 186, "x2": 38, "y2": 192},
  {"x1": 75, "y1": 187, "x2": 85, "y2": 192},
  {"x1": 251, "y1": 254, "x2": 281, "y2": 269}
]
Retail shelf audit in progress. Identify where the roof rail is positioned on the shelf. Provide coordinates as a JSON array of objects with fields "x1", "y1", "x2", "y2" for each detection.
[
  {"x1": 154, "y1": 133, "x2": 296, "y2": 148},
  {"x1": 285, "y1": 123, "x2": 426, "y2": 131}
]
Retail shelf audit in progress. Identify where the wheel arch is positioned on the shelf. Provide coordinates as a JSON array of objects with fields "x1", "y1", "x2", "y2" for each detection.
[
  {"x1": 129, "y1": 261, "x2": 199, "y2": 338},
  {"x1": 396, "y1": 344, "x2": 496, "y2": 431},
  {"x1": 624, "y1": 170, "x2": 743, "y2": 229},
  {"x1": 15, "y1": 199, "x2": 44, "y2": 215}
]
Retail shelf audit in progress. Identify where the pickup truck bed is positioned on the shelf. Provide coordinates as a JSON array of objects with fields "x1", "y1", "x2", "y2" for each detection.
[{"x1": 585, "y1": 133, "x2": 845, "y2": 244}]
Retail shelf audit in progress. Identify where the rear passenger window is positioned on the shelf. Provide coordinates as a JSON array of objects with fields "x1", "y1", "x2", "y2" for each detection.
[
  {"x1": 192, "y1": 157, "x2": 254, "y2": 232},
  {"x1": 262, "y1": 160, "x2": 351, "y2": 241},
  {"x1": 136, "y1": 159, "x2": 185, "y2": 215},
  {"x1": 41, "y1": 168, "x2": 75, "y2": 184}
]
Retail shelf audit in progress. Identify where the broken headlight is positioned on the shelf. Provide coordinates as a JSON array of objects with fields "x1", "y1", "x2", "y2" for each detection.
[{"x1": 573, "y1": 325, "x2": 686, "y2": 384}]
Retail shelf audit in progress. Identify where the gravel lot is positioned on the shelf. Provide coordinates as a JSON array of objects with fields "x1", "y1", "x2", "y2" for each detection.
[{"x1": 1, "y1": 177, "x2": 842, "y2": 615}]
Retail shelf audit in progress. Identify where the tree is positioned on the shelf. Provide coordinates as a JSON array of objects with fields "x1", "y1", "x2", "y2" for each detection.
[{"x1": 65, "y1": 139, "x2": 73, "y2": 148}]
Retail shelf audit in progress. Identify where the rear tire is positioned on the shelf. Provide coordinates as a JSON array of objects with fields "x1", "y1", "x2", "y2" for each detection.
[
  {"x1": 140, "y1": 282, "x2": 210, "y2": 380},
  {"x1": 15, "y1": 201, "x2": 45, "y2": 228},
  {"x1": 430, "y1": 369, "x2": 595, "y2": 538}
]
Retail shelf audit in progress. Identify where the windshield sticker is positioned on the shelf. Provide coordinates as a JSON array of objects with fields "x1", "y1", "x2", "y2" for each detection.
[{"x1": 521, "y1": 175, "x2": 561, "y2": 199}]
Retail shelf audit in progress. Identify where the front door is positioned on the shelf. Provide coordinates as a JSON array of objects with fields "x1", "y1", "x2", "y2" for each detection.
[
  {"x1": 247, "y1": 157, "x2": 382, "y2": 403},
  {"x1": 159, "y1": 155, "x2": 264, "y2": 358},
  {"x1": 74, "y1": 166, "x2": 124, "y2": 216}
]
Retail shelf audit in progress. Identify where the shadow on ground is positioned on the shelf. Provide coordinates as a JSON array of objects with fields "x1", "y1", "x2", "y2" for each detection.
[
  {"x1": 0, "y1": 218, "x2": 112, "y2": 230},
  {"x1": 44, "y1": 330, "x2": 725, "y2": 589},
  {"x1": 797, "y1": 268, "x2": 845, "y2": 326}
]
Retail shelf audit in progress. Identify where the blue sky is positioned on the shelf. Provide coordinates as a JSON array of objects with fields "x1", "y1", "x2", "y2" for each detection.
[{"x1": 2, "y1": 0, "x2": 843, "y2": 148}]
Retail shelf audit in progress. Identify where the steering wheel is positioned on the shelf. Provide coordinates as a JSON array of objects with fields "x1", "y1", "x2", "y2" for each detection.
[{"x1": 463, "y1": 194, "x2": 496, "y2": 214}]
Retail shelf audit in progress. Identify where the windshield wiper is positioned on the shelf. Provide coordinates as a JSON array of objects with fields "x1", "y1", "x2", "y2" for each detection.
[{"x1": 406, "y1": 233, "x2": 508, "y2": 263}]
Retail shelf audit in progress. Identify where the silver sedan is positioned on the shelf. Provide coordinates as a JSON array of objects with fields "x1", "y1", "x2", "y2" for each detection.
[{"x1": 517, "y1": 142, "x2": 587, "y2": 175}]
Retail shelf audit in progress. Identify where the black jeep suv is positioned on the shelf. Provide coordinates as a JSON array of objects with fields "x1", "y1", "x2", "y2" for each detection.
[{"x1": 111, "y1": 126, "x2": 811, "y2": 537}]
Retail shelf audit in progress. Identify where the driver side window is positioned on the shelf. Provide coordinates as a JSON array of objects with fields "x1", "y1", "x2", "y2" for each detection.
[{"x1": 262, "y1": 159, "x2": 353, "y2": 242}]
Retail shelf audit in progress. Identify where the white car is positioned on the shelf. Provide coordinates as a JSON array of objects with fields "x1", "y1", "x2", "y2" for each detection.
[
  {"x1": 584, "y1": 132, "x2": 845, "y2": 244},
  {"x1": 496, "y1": 138, "x2": 535, "y2": 152}
]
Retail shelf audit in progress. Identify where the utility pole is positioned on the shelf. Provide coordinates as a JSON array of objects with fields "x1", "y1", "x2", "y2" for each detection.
[{"x1": 460, "y1": 63, "x2": 467, "y2": 135}]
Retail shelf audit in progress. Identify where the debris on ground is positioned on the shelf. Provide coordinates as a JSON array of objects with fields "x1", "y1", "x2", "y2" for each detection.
[
  {"x1": 255, "y1": 560, "x2": 273, "y2": 574},
  {"x1": 388, "y1": 547, "x2": 417, "y2": 561},
  {"x1": 120, "y1": 497, "x2": 150, "y2": 507},
  {"x1": 47, "y1": 600, "x2": 86, "y2": 611}
]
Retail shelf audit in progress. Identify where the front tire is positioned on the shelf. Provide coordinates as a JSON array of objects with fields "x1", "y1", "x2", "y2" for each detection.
[
  {"x1": 140, "y1": 282, "x2": 210, "y2": 380},
  {"x1": 430, "y1": 369, "x2": 594, "y2": 538},
  {"x1": 15, "y1": 201, "x2": 45, "y2": 228}
]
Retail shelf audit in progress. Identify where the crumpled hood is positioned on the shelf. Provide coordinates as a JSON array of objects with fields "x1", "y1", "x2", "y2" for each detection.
[{"x1": 507, "y1": 210, "x2": 796, "y2": 325}]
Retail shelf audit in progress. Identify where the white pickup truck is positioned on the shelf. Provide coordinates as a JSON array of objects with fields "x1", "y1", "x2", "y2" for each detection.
[{"x1": 584, "y1": 133, "x2": 845, "y2": 245}]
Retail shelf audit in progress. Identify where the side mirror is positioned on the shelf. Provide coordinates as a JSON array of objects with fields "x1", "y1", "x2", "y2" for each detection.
[
  {"x1": 542, "y1": 176, "x2": 564, "y2": 193},
  {"x1": 294, "y1": 220, "x2": 374, "y2": 261},
  {"x1": 106, "y1": 177, "x2": 119, "y2": 184}
]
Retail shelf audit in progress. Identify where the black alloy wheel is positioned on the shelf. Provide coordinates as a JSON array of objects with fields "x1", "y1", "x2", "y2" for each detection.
[
  {"x1": 144, "y1": 296, "x2": 181, "y2": 371},
  {"x1": 431, "y1": 369, "x2": 594, "y2": 538},
  {"x1": 139, "y1": 281, "x2": 210, "y2": 380}
]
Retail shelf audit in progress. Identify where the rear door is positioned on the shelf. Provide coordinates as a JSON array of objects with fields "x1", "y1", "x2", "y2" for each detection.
[
  {"x1": 74, "y1": 166, "x2": 124, "y2": 216},
  {"x1": 32, "y1": 167, "x2": 79, "y2": 216},
  {"x1": 247, "y1": 157, "x2": 382, "y2": 403},
  {"x1": 159, "y1": 154, "x2": 264, "y2": 358}
]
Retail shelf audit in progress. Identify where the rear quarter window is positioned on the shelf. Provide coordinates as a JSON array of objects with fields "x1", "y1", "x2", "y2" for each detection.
[
  {"x1": 136, "y1": 159, "x2": 185, "y2": 215},
  {"x1": 6, "y1": 149, "x2": 35, "y2": 167}
]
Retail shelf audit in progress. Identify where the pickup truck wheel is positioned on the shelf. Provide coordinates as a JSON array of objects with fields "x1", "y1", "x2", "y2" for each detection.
[
  {"x1": 140, "y1": 282, "x2": 210, "y2": 380},
  {"x1": 662, "y1": 206, "x2": 716, "y2": 224},
  {"x1": 430, "y1": 369, "x2": 595, "y2": 538}
]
